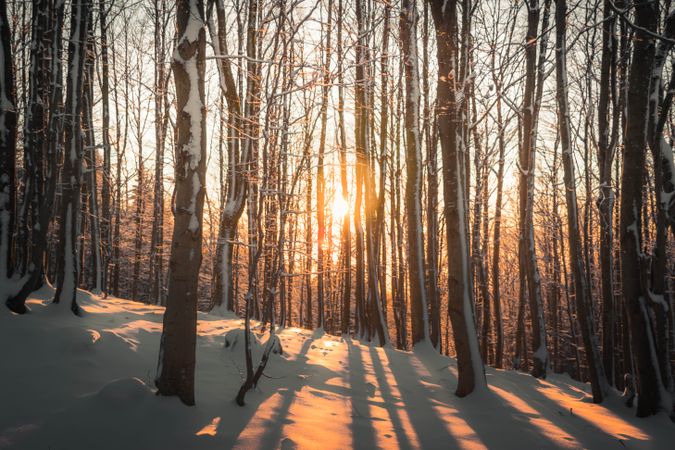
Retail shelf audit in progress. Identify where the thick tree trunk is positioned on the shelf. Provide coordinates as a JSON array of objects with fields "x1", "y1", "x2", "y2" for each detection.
[
  {"x1": 155, "y1": 0, "x2": 206, "y2": 406},
  {"x1": 620, "y1": 0, "x2": 667, "y2": 418}
]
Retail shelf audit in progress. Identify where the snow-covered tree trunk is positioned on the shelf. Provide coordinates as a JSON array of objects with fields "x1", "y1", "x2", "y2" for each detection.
[
  {"x1": 149, "y1": 0, "x2": 169, "y2": 306},
  {"x1": 597, "y1": 0, "x2": 617, "y2": 388},
  {"x1": 53, "y1": 0, "x2": 90, "y2": 316},
  {"x1": 336, "y1": 0, "x2": 351, "y2": 337},
  {"x1": 620, "y1": 0, "x2": 670, "y2": 418},
  {"x1": 155, "y1": 0, "x2": 206, "y2": 406},
  {"x1": 421, "y1": 3, "x2": 440, "y2": 350},
  {"x1": 400, "y1": 0, "x2": 429, "y2": 346},
  {"x1": 555, "y1": 0, "x2": 608, "y2": 403},
  {"x1": 99, "y1": 0, "x2": 112, "y2": 297},
  {"x1": 82, "y1": 12, "x2": 102, "y2": 294},
  {"x1": 519, "y1": 0, "x2": 549, "y2": 379},
  {"x1": 316, "y1": 1, "x2": 332, "y2": 331},
  {"x1": 0, "y1": 0, "x2": 16, "y2": 289},
  {"x1": 208, "y1": 0, "x2": 247, "y2": 315},
  {"x1": 7, "y1": 0, "x2": 64, "y2": 313},
  {"x1": 428, "y1": 0, "x2": 485, "y2": 397},
  {"x1": 353, "y1": 0, "x2": 367, "y2": 340}
]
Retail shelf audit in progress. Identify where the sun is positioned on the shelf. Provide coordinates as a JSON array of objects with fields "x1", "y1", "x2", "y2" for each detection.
[{"x1": 332, "y1": 195, "x2": 349, "y2": 220}]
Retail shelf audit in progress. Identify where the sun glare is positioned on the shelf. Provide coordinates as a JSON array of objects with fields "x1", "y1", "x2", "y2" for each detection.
[{"x1": 333, "y1": 195, "x2": 349, "y2": 220}]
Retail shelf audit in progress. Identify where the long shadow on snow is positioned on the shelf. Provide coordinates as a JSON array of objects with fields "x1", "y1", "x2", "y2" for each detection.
[
  {"x1": 367, "y1": 346, "x2": 416, "y2": 449},
  {"x1": 414, "y1": 351, "x2": 579, "y2": 449},
  {"x1": 383, "y1": 346, "x2": 461, "y2": 449}
]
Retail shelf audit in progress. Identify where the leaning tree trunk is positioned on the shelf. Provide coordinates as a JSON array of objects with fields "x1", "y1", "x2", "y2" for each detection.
[
  {"x1": 155, "y1": 0, "x2": 206, "y2": 407},
  {"x1": 428, "y1": 0, "x2": 485, "y2": 397},
  {"x1": 53, "y1": 0, "x2": 90, "y2": 316},
  {"x1": 555, "y1": 0, "x2": 608, "y2": 403}
]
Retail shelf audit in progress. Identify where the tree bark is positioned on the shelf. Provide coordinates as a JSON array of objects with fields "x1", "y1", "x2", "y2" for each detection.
[{"x1": 155, "y1": 0, "x2": 206, "y2": 406}]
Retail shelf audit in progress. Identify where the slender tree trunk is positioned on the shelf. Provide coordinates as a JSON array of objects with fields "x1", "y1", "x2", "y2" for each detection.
[
  {"x1": 555, "y1": 0, "x2": 608, "y2": 403},
  {"x1": 337, "y1": 0, "x2": 351, "y2": 337},
  {"x1": 316, "y1": 1, "x2": 332, "y2": 330},
  {"x1": 53, "y1": 0, "x2": 90, "y2": 316},
  {"x1": 428, "y1": 0, "x2": 485, "y2": 396},
  {"x1": 401, "y1": 0, "x2": 429, "y2": 346},
  {"x1": 519, "y1": 0, "x2": 549, "y2": 379}
]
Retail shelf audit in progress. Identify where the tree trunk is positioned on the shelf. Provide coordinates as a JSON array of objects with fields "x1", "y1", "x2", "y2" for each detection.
[
  {"x1": 155, "y1": 0, "x2": 206, "y2": 406},
  {"x1": 401, "y1": 0, "x2": 429, "y2": 346},
  {"x1": 555, "y1": 0, "x2": 608, "y2": 403},
  {"x1": 619, "y1": 0, "x2": 665, "y2": 418},
  {"x1": 519, "y1": 0, "x2": 549, "y2": 379},
  {"x1": 53, "y1": 0, "x2": 90, "y2": 316},
  {"x1": 428, "y1": 0, "x2": 485, "y2": 397},
  {"x1": 0, "y1": 0, "x2": 17, "y2": 287}
]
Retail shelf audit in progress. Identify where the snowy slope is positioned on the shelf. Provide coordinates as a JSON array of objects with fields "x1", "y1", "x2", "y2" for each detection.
[{"x1": 1, "y1": 287, "x2": 673, "y2": 450}]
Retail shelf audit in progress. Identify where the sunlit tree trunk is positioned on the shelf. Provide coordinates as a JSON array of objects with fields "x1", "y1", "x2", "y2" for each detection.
[
  {"x1": 401, "y1": 0, "x2": 429, "y2": 346},
  {"x1": 428, "y1": 0, "x2": 485, "y2": 396}
]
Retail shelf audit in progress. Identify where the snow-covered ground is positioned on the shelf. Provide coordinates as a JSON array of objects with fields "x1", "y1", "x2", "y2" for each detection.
[{"x1": 1, "y1": 287, "x2": 673, "y2": 450}]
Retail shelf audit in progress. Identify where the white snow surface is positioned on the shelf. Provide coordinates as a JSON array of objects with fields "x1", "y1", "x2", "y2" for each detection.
[{"x1": 1, "y1": 287, "x2": 674, "y2": 449}]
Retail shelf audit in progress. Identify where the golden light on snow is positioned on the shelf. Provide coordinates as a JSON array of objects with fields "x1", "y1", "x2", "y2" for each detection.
[
  {"x1": 196, "y1": 417, "x2": 221, "y2": 436},
  {"x1": 491, "y1": 385, "x2": 580, "y2": 448},
  {"x1": 534, "y1": 383, "x2": 650, "y2": 441}
]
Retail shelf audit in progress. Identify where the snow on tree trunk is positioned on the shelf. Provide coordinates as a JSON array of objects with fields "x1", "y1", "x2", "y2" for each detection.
[
  {"x1": 519, "y1": 0, "x2": 549, "y2": 379},
  {"x1": 401, "y1": 0, "x2": 430, "y2": 347},
  {"x1": 555, "y1": 0, "x2": 608, "y2": 403},
  {"x1": 53, "y1": 0, "x2": 90, "y2": 316},
  {"x1": 155, "y1": 0, "x2": 206, "y2": 407},
  {"x1": 428, "y1": 0, "x2": 486, "y2": 397},
  {"x1": 207, "y1": 0, "x2": 248, "y2": 315},
  {"x1": 620, "y1": 0, "x2": 672, "y2": 418}
]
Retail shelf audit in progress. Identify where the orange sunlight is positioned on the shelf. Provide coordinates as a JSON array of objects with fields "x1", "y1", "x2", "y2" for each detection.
[{"x1": 332, "y1": 195, "x2": 349, "y2": 221}]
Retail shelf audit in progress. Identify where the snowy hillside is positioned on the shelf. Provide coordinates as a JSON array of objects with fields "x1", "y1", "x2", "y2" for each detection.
[{"x1": 1, "y1": 287, "x2": 673, "y2": 450}]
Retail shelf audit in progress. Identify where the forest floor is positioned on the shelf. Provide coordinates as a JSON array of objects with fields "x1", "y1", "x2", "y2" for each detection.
[{"x1": 1, "y1": 287, "x2": 673, "y2": 450}]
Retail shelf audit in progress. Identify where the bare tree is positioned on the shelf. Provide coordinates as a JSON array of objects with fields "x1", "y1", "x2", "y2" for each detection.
[{"x1": 155, "y1": 0, "x2": 206, "y2": 406}]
